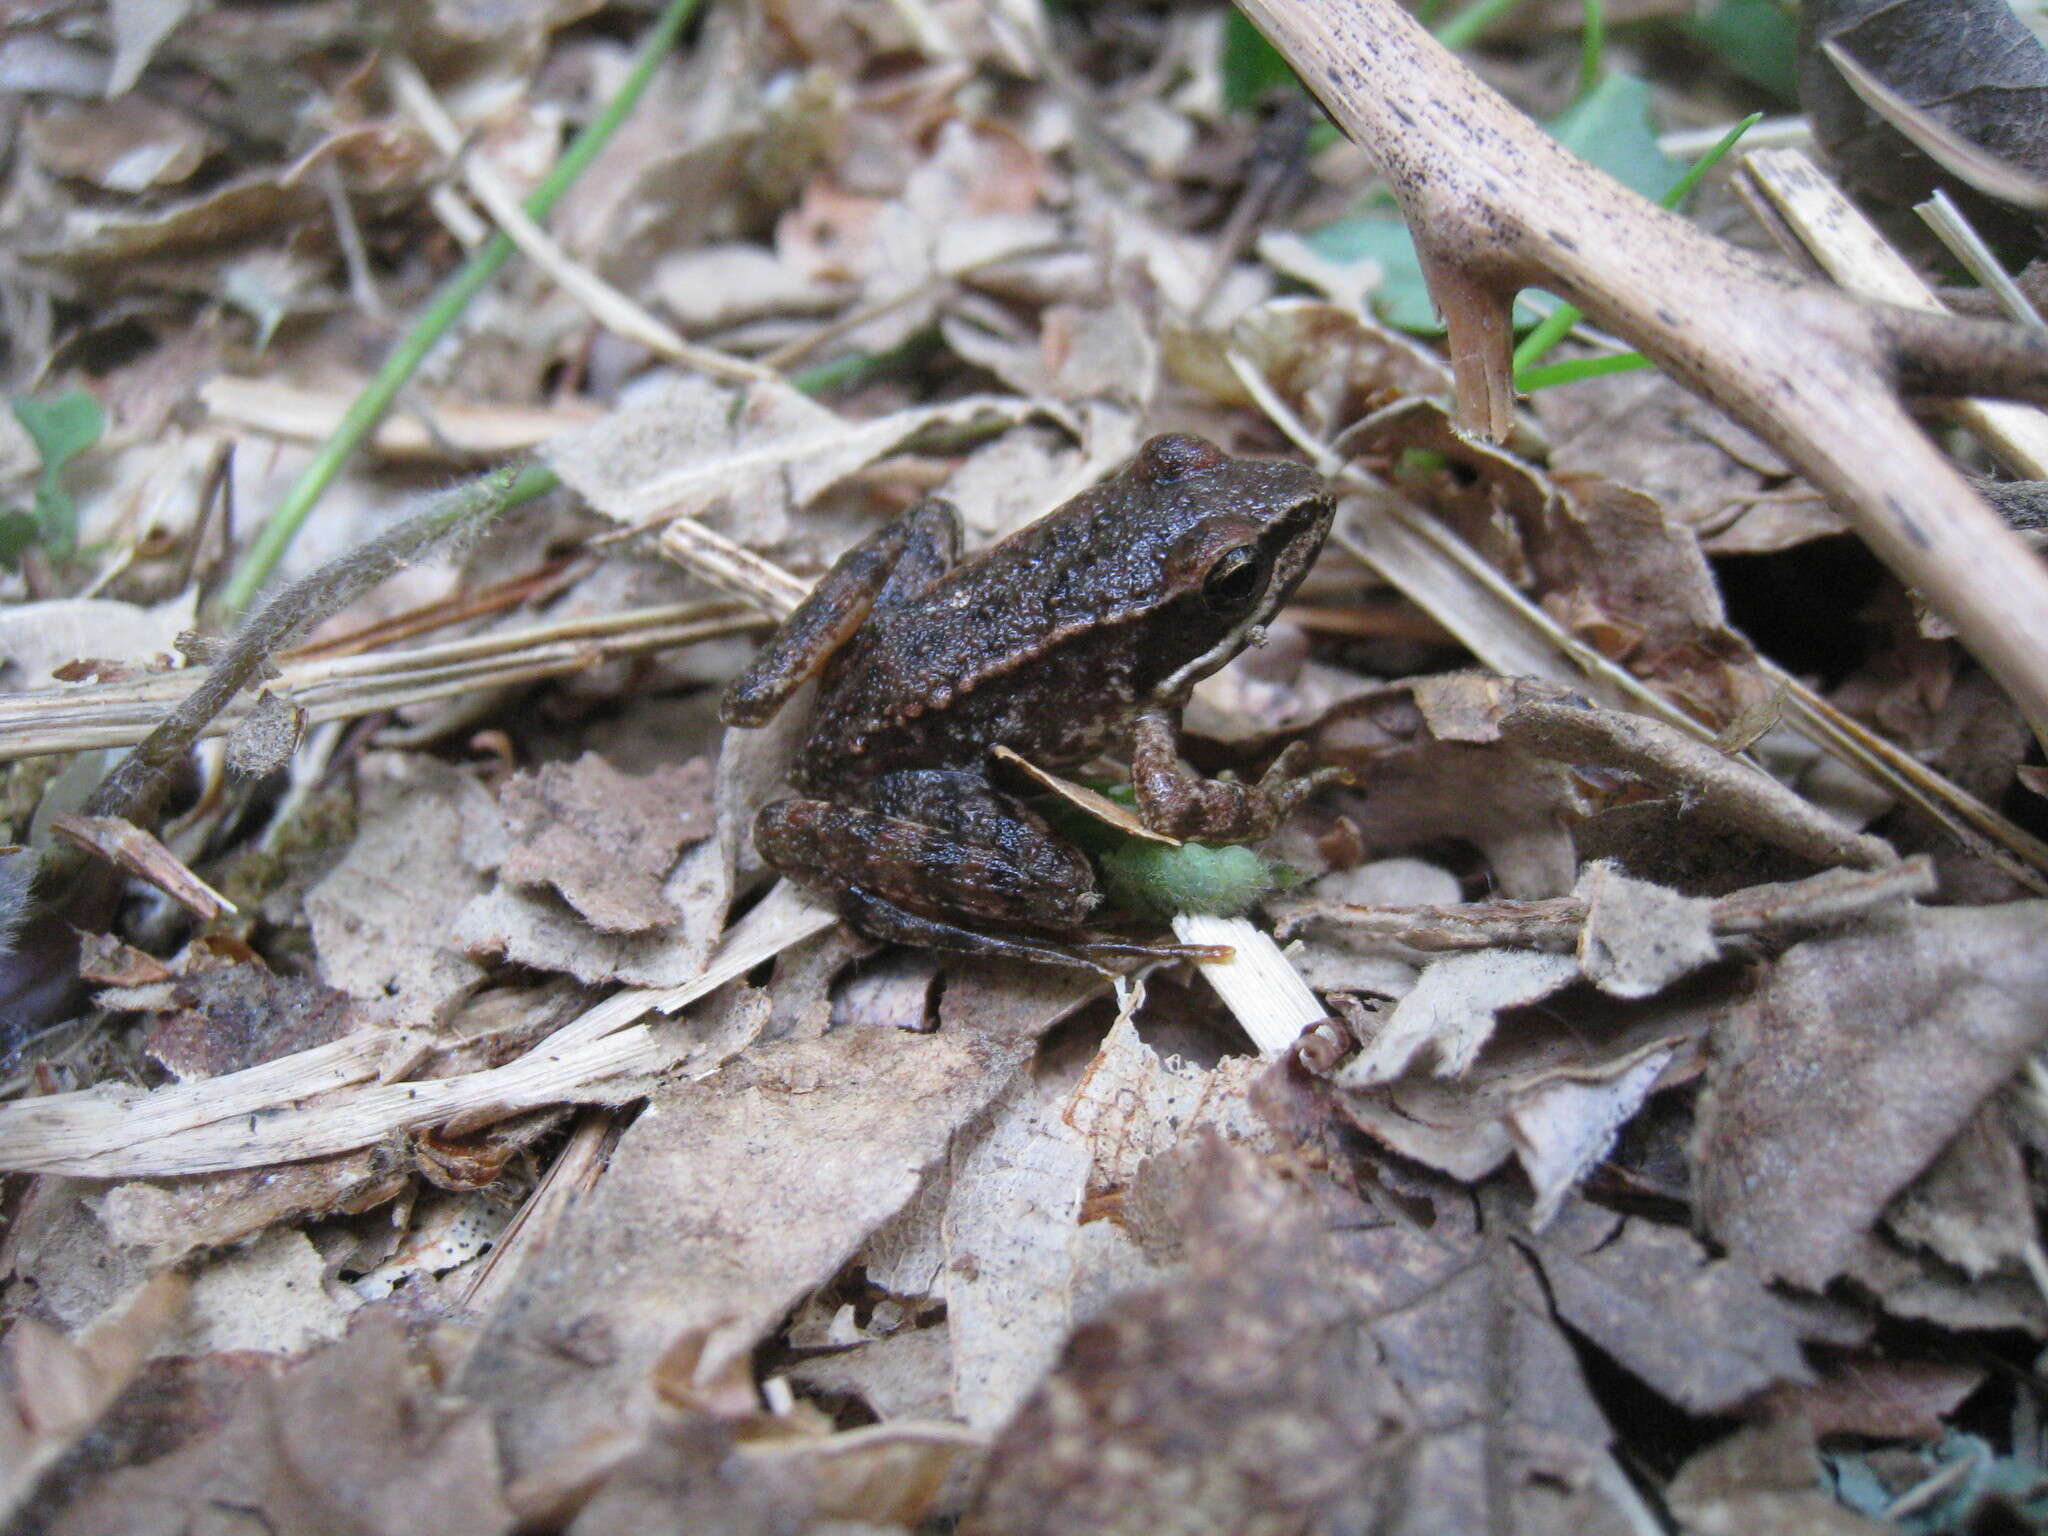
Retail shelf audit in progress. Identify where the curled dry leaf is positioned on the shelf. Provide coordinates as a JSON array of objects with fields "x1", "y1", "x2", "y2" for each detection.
[
  {"x1": 1414, "y1": 672, "x2": 1898, "y2": 874},
  {"x1": 1800, "y1": 0, "x2": 2048, "y2": 210},
  {"x1": 1335, "y1": 948, "x2": 1580, "y2": 1087},
  {"x1": 1533, "y1": 368, "x2": 1839, "y2": 555}
]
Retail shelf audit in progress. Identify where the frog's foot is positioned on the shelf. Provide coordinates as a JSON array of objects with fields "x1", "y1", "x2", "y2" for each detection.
[
  {"x1": 1131, "y1": 722, "x2": 1355, "y2": 843},
  {"x1": 834, "y1": 887, "x2": 1227, "y2": 974},
  {"x1": 1254, "y1": 741, "x2": 1361, "y2": 820}
]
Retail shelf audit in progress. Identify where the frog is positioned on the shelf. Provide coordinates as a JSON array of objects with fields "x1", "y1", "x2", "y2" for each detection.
[{"x1": 718, "y1": 431, "x2": 1337, "y2": 970}]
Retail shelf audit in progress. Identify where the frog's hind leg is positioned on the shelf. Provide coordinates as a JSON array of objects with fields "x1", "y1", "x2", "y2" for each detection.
[
  {"x1": 721, "y1": 499, "x2": 961, "y2": 727},
  {"x1": 756, "y1": 772, "x2": 1226, "y2": 971},
  {"x1": 756, "y1": 775, "x2": 1099, "y2": 934}
]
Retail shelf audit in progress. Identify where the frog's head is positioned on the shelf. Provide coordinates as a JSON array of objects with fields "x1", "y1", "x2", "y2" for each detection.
[{"x1": 1132, "y1": 433, "x2": 1334, "y2": 700}]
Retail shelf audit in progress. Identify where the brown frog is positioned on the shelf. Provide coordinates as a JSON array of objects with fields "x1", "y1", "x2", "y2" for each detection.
[{"x1": 719, "y1": 432, "x2": 1336, "y2": 969}]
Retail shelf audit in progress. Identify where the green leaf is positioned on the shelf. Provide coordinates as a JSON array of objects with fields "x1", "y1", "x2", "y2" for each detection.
[
  {"x1": 10, "y1": 390, "x2": 104, "y2": 563},
  {"x1": 14, "y1": 391, "x2": 102, "y2": 474},
  {"x1": 1545, "y1": 71, "x2": 1683, "y2": 203},
  {"x1": 1687, "y1": 0, "x2": 1798, "y2": 101},
  {"x1": 1221, "y1": 10, "x2": 1300, "y2": 110},
  {"x1": 0, "y1": 510, "x2": 41, "y2": 570}
]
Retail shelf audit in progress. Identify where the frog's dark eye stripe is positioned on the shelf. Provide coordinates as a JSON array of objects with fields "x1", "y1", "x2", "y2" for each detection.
[{"x1": 1201, "y1": 545, "x2": 1266, "y2": 614}]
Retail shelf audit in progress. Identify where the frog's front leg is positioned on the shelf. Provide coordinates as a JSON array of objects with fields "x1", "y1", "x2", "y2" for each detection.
[
  {"x1": 720, "y1": 498, "x2": 961, "y2": 727},
  {"x1": 1128, "y1": 709, "x2": 1339, "y2": 843}
]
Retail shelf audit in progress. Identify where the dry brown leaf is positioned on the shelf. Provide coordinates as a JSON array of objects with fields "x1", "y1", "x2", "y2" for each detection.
[
  {"x1": 1320, "y1": 1167, "x2": 1625, "y2": 1535},
  {"x1": 10, "y1": 1351, "x2": 283, "y2": 1534},
  {"x1": 1229, "y1": 298, "x2": 1457, "y2": 429},
  {"x1": 1063, "y1": 1014, "x2": 1272, "y2": 1200},
  {"x1": 959, "y1": 1139, "x2": 1411, "y2": 1535},
  {"x1": 26, "y1": 97, "x2": 215, "y2": 193},
  {"x1": 1535, "y1": 475, "x2": 1771, "y2": 728},
  {"x1": 786, "y1": 1326, "x2": 954, "y2": 1423},
  {"x1": 1574, "y1": 859, "x2": 1719, "y2": 999},
  {"x1": 490, "y1": 753, "x2": 713, "y2": 933},
  {"x1": 1507, "y1": 1036, "x2": 1681, "y2": 1226},
  {"x1": 0, "y1": 598, "x2": 190, "y2": 692},
  {"x1": 1748, "y1": 1355, "x2": 1984, "y2": 1441},
  {"x1": 1335, "y1": 947, "x2": 1580, "y2": 1086},
  {"x1": 96, "y1": 1150, "x2": 409, "y2": 1266},
  {"x1": 1695, "y1": 901, "x2": 2048, "y2": 1288},
  {"x1": 543, "y1": 373, "x2": 1062, "y2": 553},
  {"x1": 1416, "y1": 672, "x2": 1898, "y2": 874},
  {"x1": 110, "y1": 963, "x2": 369, "y2": 1081},
  {"x1": 1532, "y1": 1208, "x2": 1823, "y2": 1414},
  {"x1": 0, "y1": 1272, "x2": 188, "y2": 1528},
  {"x1": 1666, "y1": 1419, "x2": 1894, "y2": 1536},
  {"x1": 1841, "y1": 1229, "x2": 2048, "y2": 1333},
  {"x1": 650, "y1": 241, "x2": 851, "y2": 330},
  {"x1": 1318, "y1": 691, "x2": 1584, "y2": 898},
  {"x1": 942, "y1": 1071, "x2": 1091, "y2": 1431},
  {"x1": 459, "y1": 966, "x2": 1096, "y2": 1481},
  {"x1": 48, "y1": 1312, "x2": 515, "y2": 1536},
  {"x1": 306, "y1": 756, "x2": 493, "y2": 1027},
  {"x1": 455, "y1": 839, "x2": 727, "y2": 988},
  {"x1": 552, "y1": 18, "x2": 781, "y2": 283},
  {"x1": 1341, "y1": 394, "x2": 1552, "y2": 583},
  {"x1": 159, "y1": 1227, "x2": 359, "y2": 1359},
  {"x1": 105, "y1": 0, "x2": 194, "y2": 95},
  {"x1": 1882, "y1": 1102, "x2": 2036, "y2": 1278}
]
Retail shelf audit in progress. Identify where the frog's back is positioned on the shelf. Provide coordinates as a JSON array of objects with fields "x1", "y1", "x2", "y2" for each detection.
[
  {"x1": 791, "y1": 435, "x2": 1328, "y2": 793},
  {"x1": 798, "y1": 480, "x2": 1205, "y2": 783}
]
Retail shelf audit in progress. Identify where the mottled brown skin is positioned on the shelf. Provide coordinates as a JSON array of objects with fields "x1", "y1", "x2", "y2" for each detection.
[{"x1": 720, "y1": 433, "x2": 1335, "y2": 969}]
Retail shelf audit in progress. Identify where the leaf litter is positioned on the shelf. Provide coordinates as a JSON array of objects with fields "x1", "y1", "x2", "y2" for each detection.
[{"x1": 5, "y1": 0, "x2": 2048, "y2": 1531}]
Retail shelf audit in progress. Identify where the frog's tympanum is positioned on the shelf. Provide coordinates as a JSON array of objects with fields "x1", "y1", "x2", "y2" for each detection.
[{"x1": 719, "y1": 432, "x2": 1336, "y2": 968}]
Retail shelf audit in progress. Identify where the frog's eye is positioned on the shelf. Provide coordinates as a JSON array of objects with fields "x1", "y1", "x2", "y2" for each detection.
[{"x1": 1202, "y1": 545, "x2": 1267, "y2": 614}]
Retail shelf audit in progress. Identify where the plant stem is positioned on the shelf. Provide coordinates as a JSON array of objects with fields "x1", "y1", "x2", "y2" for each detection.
[
  {"x1": 1577, "y1": 0, "x2": 1605, "y2": 98},
  {"x1": 215, "y1": 0, "x2": 708, "y2": 622},
  {"x1": 1516, "y1": 352, "x2": 1654, "y2": 391}
]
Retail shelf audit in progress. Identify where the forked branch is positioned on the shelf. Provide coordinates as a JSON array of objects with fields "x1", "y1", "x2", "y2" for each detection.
[{"x1": 1238, "y1": 0, "x2": 2048, "y2": 726}]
